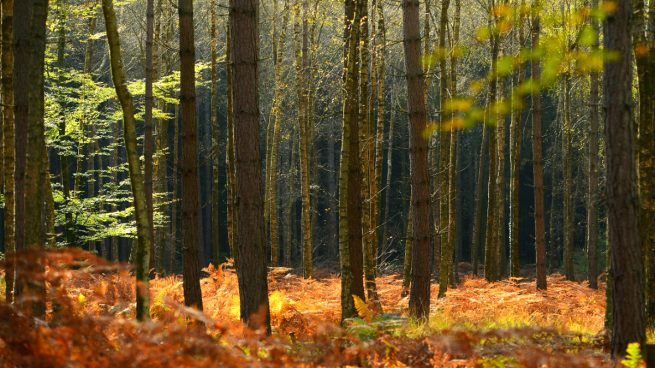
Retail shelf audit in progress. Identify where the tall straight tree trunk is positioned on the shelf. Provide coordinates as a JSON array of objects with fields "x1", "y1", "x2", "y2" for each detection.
[
  {"x1": 437, "y1": 0, "x2": 450, "y2": 293},
  {"x1": 230, "y1": 0, "x2": 271, "y2": 333},
  {"x1": 382, "y1": 93, "x2": 396, "y2": 247},
  {"x1": 339, "y1": 0, "x2": 365, "y2": 320},
  {"x1": 562, "y1": 73, "x2": 574, "y2": 280},
  {"x1": 358, "y1": 0, "x2": 377, "y2": 300},
  {"x1": 373, "y1": 0, "x2": 386, "y2": 255},
  {"x1": 102, "y1": 0, "x2": 152, "y2": 320},
  {"x1": 530, "y1": 3, "x2": 547, "y2": 290},
  {"x1": 604, "y1": 0, "x2": 646, "y2": 355},
  {"x1": 403, "y1": 0, "x2": 432, "y2": 320},
  {"x1": 210, "y1": 0, "x2": 220, "y2": 265},
  {"x1": 267, "y1": 0, "x2": 289, "y2": 266},
  {"x1": 586, "y1": 0, "x2": 600, "y2": 290},
  {"x1": 294, "y1": 0, "x2": 313, "y2": 278},
  {"x1": 471, "y1": 122, "x2": 487, "y2": 276},
  {"x1": 178, "y1": 0, "x2": 203, "y2": 311},
  {"x1": 402, "y1": 191, "x2": 413, "y2": 297},
  {"x1": 111, "y1": 119, "x2": 120, "y2": 261},
  {"x1": 152, "y1": 0, "x2": 164, "y2": 271},
  {"x1": 144, "y1": 0, "x2": 156, "y2": 269},
  {"x1": 225, "y1": 20, "x2": 237, "y2": 265},
  {"x1": 633, "y1": 0, "x2": 655, "y2": 328},
  {"x1": 20, "y1": 0, "x2": 48, "y2": 318},
  {"x1": 448, "y1": 0, "x2": 461, "y2": 286},
  {"x1": 1, "y1": 0, "x2": 15, "y2": 303},
  {"x1": 170, "y1": 105, "x2": 180, "y2": 272},
  {"x1": 55, "y1": 3, "x2": 76, "y2": 247},
  {"x1": 509, "y1": 3, "x2": 525, "y2": 278}
]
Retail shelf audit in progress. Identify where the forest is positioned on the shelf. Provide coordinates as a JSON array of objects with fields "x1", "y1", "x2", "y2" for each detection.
[{"x1": 0, "y1": 0, "x2": 653, "y2": 366}]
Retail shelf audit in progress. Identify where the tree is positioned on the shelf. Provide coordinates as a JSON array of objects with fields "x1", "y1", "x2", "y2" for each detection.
[
  {"x1": 267, "y1": 0, "x2": 290, "y2": 266},
  {"x1": 102, "y1": 0, "x2": 152, "y2": 320},
  {"x1": 632, "y1": 0, "x2": 655, "y2": 328},
  {"x1": 604, "y1": 0, "x2": 646, "y2": 355},
  {"x1": 144, "y1": 0, "x2": 156, "y2": 269},
  {"x1": 531, "y1": 0, "x2": 547, "y2": 290},
  {"x1": 178, "y1": 0, "x2": 203, "y2": 311},
  {"x1": 230, "y1": 0, "x2": 271, "y2": 333},
  {"x1": 339, "y1": 0, "x2": 365, "y2": 320},
  {"x1": 1, "y1": 0, "x2": 14, "y2": 303},
  {"x1": 402, "y1": 0, "x2": 432, "y2": 319},
  {"x1": 586, "y1": 0, "x2": 600, "y2": 290}
]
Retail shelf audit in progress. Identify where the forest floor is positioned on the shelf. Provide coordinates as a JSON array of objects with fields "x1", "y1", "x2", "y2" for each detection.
[{"x1": 0, "y1": 250, "x2": 636, "y2": 367}]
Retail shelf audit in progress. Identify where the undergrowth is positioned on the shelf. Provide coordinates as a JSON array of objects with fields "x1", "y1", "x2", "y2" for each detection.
[{"x1": 0, "y1": 249, "x2": 621, "y2": 367}]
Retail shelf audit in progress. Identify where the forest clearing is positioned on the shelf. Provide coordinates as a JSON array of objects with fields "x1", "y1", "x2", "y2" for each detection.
[{"x1": 0, "y1": 0, "x2": 654, "y2": 365}]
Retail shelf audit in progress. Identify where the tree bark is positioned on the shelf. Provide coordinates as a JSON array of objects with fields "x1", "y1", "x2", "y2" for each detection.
[
  {"x1": 230, "y1": 0, "x2": 271, "y2": 333},
  {"x1": 178, "y1": 0, "x2": 203, "y2": 311},
  {"x1": 604, "y1": 0, "x2": 646, "y2": 355},
  {"x1": 531, "y1": 3, "x2": 547, "y2": 290},
  {"x1": 1, "y1": 0, "x2": 14, "y2": 303},
  {"x1": 403, "y1": 0, "x2": 432, "y2": 320},
  {"x1": 102, "y1": 0, "x2": 152, "y2": 320}
]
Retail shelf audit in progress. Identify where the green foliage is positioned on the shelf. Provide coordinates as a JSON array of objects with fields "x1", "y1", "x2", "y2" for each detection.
[{"x1": 621, "y1": 343, "x2": 643, "y2": 368}]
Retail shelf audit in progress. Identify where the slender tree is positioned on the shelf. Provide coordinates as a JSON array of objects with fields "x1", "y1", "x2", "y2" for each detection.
[
  {"x1": 144, "y1": 0, "x2": 156, "y2": 268},
  {"x1": 1, "y1": 0, "x2": 14, "y2": 303},
  {"x1": 210, "y1": 0, "x2": 220, "y2": 265},
  {"x1": 102, "y1": 0, "x2": 152, "y2": 320},
  {"x1": 586, "y1": 0, "x2": 600, "y2": 290},
  {"x1": 531, "y1": 0, "x2": 547, "y2": 290}
]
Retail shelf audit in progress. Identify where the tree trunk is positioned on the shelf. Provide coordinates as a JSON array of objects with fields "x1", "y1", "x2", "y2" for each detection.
[
  {"x1": 1, "y1": 0, "x2": 14, "y2": 303},
  {"x1": 471, "y1": 122, "x2": 488, "y2": 276},
  {"x1": 633, "y1": 0, "x2": 655, "y2": 328},
  {"x1": 268, "y1": 0, "x2": 289, "y2": 266},
  {"x1": 225, "y1": 20, "x2": 237, "y2": 266},
  {"x1": 294, "y1": 0, "x2": 313, "y2": 278},
  {"x1": 230, "y1": 0, "x2": 271, "y2": 333},
  {"x1": 102, "y1": 0, "x2": 152, "y2": 320},
  {"x1": 55, "y1": 3, "x2": 76, "y2": 247},
  {"x1": 209, "y1": 0, "x2": 220, "y2": 265},
  {"x1": 437, "y1": 0, "x2": 451, "y2": 296},
  {"x1": 142, "y1": 0, "x2": 156, "y2": 270},
  {"x1": 403, "y1": 0, "x2": 432, "y2": 320},
  {"x1": 562, "y1": 73, "x2": 574, "y2": 280},
  {"x1": 509, "y1": 3, "x2": 525, "y2": 278},
  {"x1": 339, "y1": 0, "x2": 365, "y2": 320},
  {"x1": 604, "y1": 0, "x2": 646, "y2": 355},
  {"x1": 178, "y1": 0, "x2": 203, "y2": 311},
  {"x1": 531, "y1": 5, "x2": 547, "y2": 290}
]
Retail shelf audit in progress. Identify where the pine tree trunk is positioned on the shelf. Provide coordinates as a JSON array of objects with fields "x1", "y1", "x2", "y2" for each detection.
[
  {"x1": 531, "y1": 5, "x2": 547, "y2": 290},
  {"x1": 633, "y1": 0, "x2": 655, "y2": 328},
  {"x1": 604, "y1": 0, "x2": 645, "y2": 354},
  {"x1": 102, "y1": 0, "x2": 152, "y2": 320},
  {"x1": 55, "y1": 4, "x2": 76, "y2": 247},
  {"x1": 562, "y1": 74, "x2": 574, "y2": 280},
  {"x1": 339, "y1": 0, "x2": 365, "y2": 320},
  {"x1": 225, "y1": 21, "x2": 237, "y2": 266},
  {"x1": 178, "y1": 0, "x2": 203, "y2": 311},
  {"x1": 209, "y1": 0, "x2": 221, "y2": 266},
  {"x1": 509, "y1": 5, "x2": 525, "y2": 278},
  {"x1": 403, "y1": 0, "x2": 432, "y2": 319},
  {"x1": 471, "y1": 122, "x2": 487, "y2": 276},
  {"x1": 586, "y1": 0, "x2": 600, "y2": 290},
  {"x1": 294, "y1": 0, "x2": 313, "y2": 278},
  {"x1": 144, "y1": 0, "x2": 156, "y2": 270},
  {"x1": 230, "y1": 0, "x2": 271, "y2": 333},
  {"x1": 1, "y1": 0, "x2": 15, "y2": 303},
  {"x1": 268, "y1": 1, "x2": 289, "y2": 266}
]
